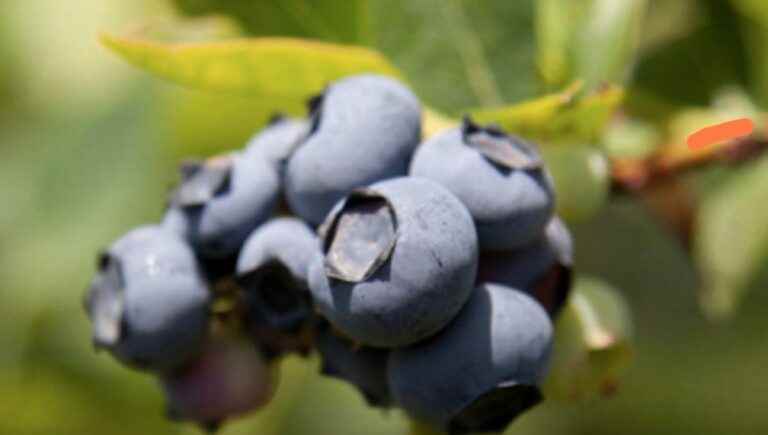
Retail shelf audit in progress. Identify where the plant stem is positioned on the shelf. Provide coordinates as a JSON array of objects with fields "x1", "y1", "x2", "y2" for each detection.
[
  {"x1": 610, "y1": 136, "x2": 768, "y2": 192},
  {"x1": 611, "y1": 135, "x2": 768, "y2": 248}
]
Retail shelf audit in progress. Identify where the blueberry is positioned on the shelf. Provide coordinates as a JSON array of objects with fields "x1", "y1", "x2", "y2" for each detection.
[
  {"x1": 308, "y1": 177, "x2": 478, "y2": 348},
  {"x1": 235, "y1": 217, "x2": 320, "y2": 357},
  {"x1": 243, "y1": 114, "x2": 309, "y2": 169},
  {"x1": 165, "y1": 152, "x2": 280, "y2": 259},
  {"x1": 285, "y1": 75, "x2": 422, "y2": 225},
  {"x1": 477, "y1": 216, "x2": 573, "y2": 315},
  {"x1": 161, "y1": 338, "x2": 275, "y2": 431},
  {"x1": 409, "y1": 117, "x2": 555, "y2": 251},
  {"x1": 161, "y1": 205, "x2": 189, "y2": 238},
  {"x1": 84, "y1": 225, "x2": 210, "y2": 371},
  {"x1": 388, "y1": 283, "x2": 554, "y2": 434},
  {"x1": 315, "y1": 324, "x2": 392, "y2": 408}
]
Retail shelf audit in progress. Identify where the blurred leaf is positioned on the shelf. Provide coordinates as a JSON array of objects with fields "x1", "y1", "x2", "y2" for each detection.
[
  {"x1": 160, "y1": 85, "x2": 305, "y2": 160},
  {"x1": 471, "y1": 83, "x2": 624, "y2": 145},
  {"x1": 695, "y1": 154, "x2": 768, "y2": 320},
  {"x1": 574, "y1": 0, "x2": 647, "y2": 88},
  {"x1": 730, "y1": 0, "x2": 768, "y2": 25},
  {"x1": 282, "y1": 358, "x2": 409, "y2": 435},
  {"x1": 113, "y1": 18, "x2": 306, "y2": 160},
  {"x1": 534, "y1": 0, "x2": 586, "y2": 89},
  {"x1": 542, "y1": 145, "x2": 611, "y2": 222},
  {"x1": 369, "y1": 0, "x2": 537, "y2": 113},
  {"x1": 408, "y1": 420, "x2": 443, "y2": 435},
  {"x1": 101, "y1": 31, "x2": 401, "y2": 97},
  {"x1": 638, "y1": 0, "x2": 702, "y2": 55},
  {"x1": 536, "y1": 0, "x2": 647, "y2": 90},
  {"x1": 544, "y1": 275, "x2": 633, "y2": 401},
  {"x1": 602, "y1": 117, "x2": 660, "y2": 159},
  {"x1": 137, "y1": 15, "x2": 244, "y2": 43},
  {"x1": 0, "y1": 371, "x2": 117, "y2": 435},
  {"x1": 730, "y1": 1, "x2": 768, "y2": 106},
  {"x1": 422, "y1": 107, "x2": 458, "y2": 139},
  {"x1": 173, "y1": 0, "x2": 370, "y2": 44},
  {"x1": 631, "y1": 0, "x2": 749, "y2": 107}
]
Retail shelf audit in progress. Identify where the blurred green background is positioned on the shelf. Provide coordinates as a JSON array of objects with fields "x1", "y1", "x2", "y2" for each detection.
[{"x1": 2, "y1": 0, "x2": 768, "y2": 434}]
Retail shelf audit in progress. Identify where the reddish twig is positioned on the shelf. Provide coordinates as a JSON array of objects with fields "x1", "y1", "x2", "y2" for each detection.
[{"x1": 609, "y1": 136, "x2": 768, "y2": 249}]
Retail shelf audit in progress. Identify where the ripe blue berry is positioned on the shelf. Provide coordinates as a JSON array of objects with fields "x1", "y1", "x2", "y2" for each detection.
[
  {"x1": 388, "y1": 283, "x2": 554, "y2": 434},
  {"x1": 285, "y1": 75, "x2": 422, "y2": 225},
  {"x1": 308, "y1": 177, "x2": 478, "y2": 348},
  {"x1": 84, "y1": 225, "x2": 210, "y2": 371},
  {"x1": 316, "y1": 325, "x2": 392, "y2": 408},
  {"x1": 161, "y1": 338, "x2": 275, "y2": 431},
  {"x1": 243, "y1": 114, "x2": 309, "y2": 170},
  {"x1": 236, "y1": 217, "x2": 320, "y2": 357},
  {"x1": 165, "y1": 152, "x2": 280, "y2": 259},
  {"x1": 477, "y1": 216, "x2": 573, "y2": 315},
  {"x1": 410, "y1": 117, "x2": 555, "y2": 251}
]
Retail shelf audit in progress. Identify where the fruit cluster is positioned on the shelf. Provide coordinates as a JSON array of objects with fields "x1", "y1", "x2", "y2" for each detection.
[{"x1": 84, "y1": 74, "x2": 573, "y2": 434}]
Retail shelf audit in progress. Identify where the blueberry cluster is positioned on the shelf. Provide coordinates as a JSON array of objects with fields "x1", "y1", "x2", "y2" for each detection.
[{"x1": 84, "y1": 74, "x2": 573, "y2": 434}]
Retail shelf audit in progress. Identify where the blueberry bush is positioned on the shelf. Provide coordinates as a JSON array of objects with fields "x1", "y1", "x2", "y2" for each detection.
[{"x1": 4, "y1": 1, "x2": 768, "y2": 435}]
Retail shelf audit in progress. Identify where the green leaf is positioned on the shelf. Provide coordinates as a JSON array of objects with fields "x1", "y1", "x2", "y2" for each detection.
[
  {"x1": 730, "y1": 1, "x2": 768, "y2": 106},
  {"x1": 534, "y1": 0, "x2": 588, "y2": 89},
  {"x1": 160, "y1": 86, "x2": 305, "y2": 160},
  {"x1": 422, "y1": 107, "x2": 457, "y2": 139},
  {"x1": 601, "y1": 117, "x2": 660, "y2": 159},
  {"x1": 173, "y1": 0, "x2": 371, "y2": 44},
  {"x1": 369, "y1": 0, "x2": 538, "y2": 113},
  {"x1": 631, "y1": 0, "x2": 749, "y2": 107},
  {"x1": 408, "y1": 420, "x2": 443, "y2": 435},
  {"x1": 542, "y1": 145, "x2": 611, "y2": 222},
  {"x1": 536, "y1": 0, "x2": 647, "y2": 90},
  {"x1": 695, "y1": 154, "x2": 768, "y2": 320},
  {"x1": 471, "y1": 83, "x2": 624, "y2": 145},
  {"x1": 101, "y1": 31, "x2": 401, "y2": 98},
  {"x1": 730, "y1": 0, "x2": 768, "y2": 25},
  {"x1": 573, "y1": 0, "x2": 647, "y2": 88},
  {"x1": 544, "y1": 275, "x2": 633, "y2": 401}
]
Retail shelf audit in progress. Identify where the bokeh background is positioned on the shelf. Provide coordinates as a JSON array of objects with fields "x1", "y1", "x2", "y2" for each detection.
[{"x1": 2, "y1": 1, "x2": 768, "y2": 434}]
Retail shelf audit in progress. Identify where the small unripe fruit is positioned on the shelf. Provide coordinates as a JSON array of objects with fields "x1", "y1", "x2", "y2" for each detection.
[{"x1": 161, "y1": 338, "x2": 276, "y2": 430}]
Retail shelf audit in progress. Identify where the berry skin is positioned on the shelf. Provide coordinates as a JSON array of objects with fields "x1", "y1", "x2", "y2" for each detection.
[
  {"x1": 161, "y1": 205, "x2": 190, "y2": 239},
  {"x1": 477, "y1": 216, "x2": 573, "y2": 315},
  {"x1": 161, "y1": 338, "x2": 275, "y2": 431},
  {"x1": 243, "y1": 114, "x2": 309, "y2": 170},
  {"x1": 236, "y1": 217, "x2": 320, "y2": 357},
  {"x1": 388, "y1": 283, "x2": 554, "y2": 435},
  {"x1": 316, "y1": 325, "x2": 392, "y2": 408},
  {"x1": 308, "y1": 177, "x2": 478, "y2": 348},
  {"x1": 285, "y1": 74, "x2": 422, "y2": 225},
  {"x1": 165, "y1": 152, "x2": 280, "y2": 259},
  {"x1": 84, "y1": 225, "x2": 210, "y2": 371},
  {"x1": 409, "y1": 117, "x2": 555, "y2": 251}
]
